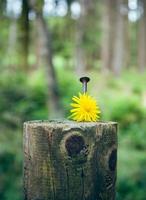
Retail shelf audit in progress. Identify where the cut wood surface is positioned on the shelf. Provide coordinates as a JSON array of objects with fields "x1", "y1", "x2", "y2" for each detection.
[{"x1": 23, "y1": 120, "x2": 118, "y2": 200}]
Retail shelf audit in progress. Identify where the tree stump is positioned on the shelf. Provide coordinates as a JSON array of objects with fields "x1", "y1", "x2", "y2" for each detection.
[{"x1": 23, "y1": 120, "x2": 118, "y2": 200}]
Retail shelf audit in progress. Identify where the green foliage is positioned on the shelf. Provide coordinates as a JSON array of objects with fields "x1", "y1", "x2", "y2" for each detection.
[
  {"x1": 50, "y1": 17, "x2": 75, "y2": 62},
  {"x1": 109, "y1": 96, "x2": 144, "y2": 128},
  {"x1": 0, "y1": 71, "x2": 48, "y2": 128},
  {"x1": 0, "y1": 71, "x2": 48, "y2": 200},
  {"x1": 117, "y1": 148, "x2": 146, "y2": 200},
  {"x1": 0, "y1": 126, "x2": 22, "y2": 200},
  {"x1": 0, "y1": 150, "x2": 22, "y2": 200},
  {"x1": 57, "y1": 68, "x2": 80, "y2": 115},
  {"x1": 0, "y1": 69, "x2": 146, "y2": 200}
]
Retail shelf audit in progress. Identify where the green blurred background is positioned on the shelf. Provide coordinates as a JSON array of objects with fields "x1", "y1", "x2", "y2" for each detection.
[{"x1": 0, "y1": 0, "x2": 146, "y2": 199}]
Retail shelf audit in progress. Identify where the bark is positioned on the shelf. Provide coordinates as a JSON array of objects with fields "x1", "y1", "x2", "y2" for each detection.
[
  {"x1": 137, "y1": 0, "x2": 146, "y2": 72},
  {"x1": 23, "y1": 120, "x2": 118, "y2": 200},
  {"x1": 19, "y1": 0, "x2": 30, "y2": 71}
]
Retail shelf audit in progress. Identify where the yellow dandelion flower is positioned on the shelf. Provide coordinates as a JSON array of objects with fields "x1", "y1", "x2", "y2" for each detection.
[{"x1": 70, "y1": 93, "x2": 100, "y2": 122}]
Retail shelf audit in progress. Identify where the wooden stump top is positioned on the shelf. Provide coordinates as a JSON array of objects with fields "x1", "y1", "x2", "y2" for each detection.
[{"x1": 24, "y1": 119, "x2": 117, "y2": 128}]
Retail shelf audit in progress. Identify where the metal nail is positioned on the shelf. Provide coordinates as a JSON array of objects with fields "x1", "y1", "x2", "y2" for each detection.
[{"x1": 80, "y1": 77, "x2": 90, "y2": 93}]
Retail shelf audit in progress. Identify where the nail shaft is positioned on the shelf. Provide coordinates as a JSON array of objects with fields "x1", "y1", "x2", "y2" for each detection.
[{"x1": 80, "y1": 77, "x2": 90, "y2": 93}]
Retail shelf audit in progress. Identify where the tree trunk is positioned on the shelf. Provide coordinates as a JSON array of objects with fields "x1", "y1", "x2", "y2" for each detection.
[
  {"x1": 29, "y1": 0, "x2": 63, "y2": 118},
  {"x1": 101, "y1": 0, "x2": 116, "y2": 72},
  {"x1": 35, "y1": 13, "x2": 63, "y2": 118},
  {"x1": 137, "y1": 0, "x2": 146, "y2": 72},
  {"x1": 124, "y1": 7, "x2": 130, "y2": 70},
  {"x1": 34, "y1": 19, "x2": 42, "y2": 69},
  {"x1": 7, "y1": 18, "x2": 17, "y2": 64},
  {"x1": 23, "y1": 120, "x2": 118, "y2": 200},
  {"x1": 19, "y1": 0, "x2": 30, "y2": 71},
  {"x1": 75, "y1": 0, "x2": 97, "y2": 75},
  {"x1": 101, "y1": 0, "x2": 128, "y2": 74},
  {"x1": 112, "y1": 0, "x2": 128, "y2": 75}
]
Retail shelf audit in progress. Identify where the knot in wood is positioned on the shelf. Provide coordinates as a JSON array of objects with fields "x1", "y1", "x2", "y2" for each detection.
[
  {"x1": 109, "y1": 149, "x2": 117, "y2": 171},
  {"x1": 65, "y1": 135, "x2": 85, "y2": 157}
]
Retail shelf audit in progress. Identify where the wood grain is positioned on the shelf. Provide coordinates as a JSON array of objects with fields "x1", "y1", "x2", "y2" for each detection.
[{"x1": 23, "y1": 120, "x2": 118, "y2": 200}]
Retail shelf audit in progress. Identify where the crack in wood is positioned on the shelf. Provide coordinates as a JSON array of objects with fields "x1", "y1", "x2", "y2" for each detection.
[
  {"x1": 109, "y1": 149, "x2": 117, "y2": 171},
  {"x1": 81, "y1": 167, "x2": 85, "y2": 200},
  {"x1": 65, "y1": 167, "x2": 70, "y2": 200},
  {"x1": 47, "y1": 130, "x2": 56, "y2": 200}
]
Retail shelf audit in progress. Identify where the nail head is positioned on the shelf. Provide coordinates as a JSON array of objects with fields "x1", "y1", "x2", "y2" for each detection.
[{"x1": 80, "y1": 77, "x2": 90, "y2": 83}]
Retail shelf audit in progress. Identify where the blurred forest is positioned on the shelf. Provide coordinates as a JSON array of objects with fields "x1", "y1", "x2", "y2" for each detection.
[{"x1": 0, "y1": 0, "x2": 146, "y2": 199}]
